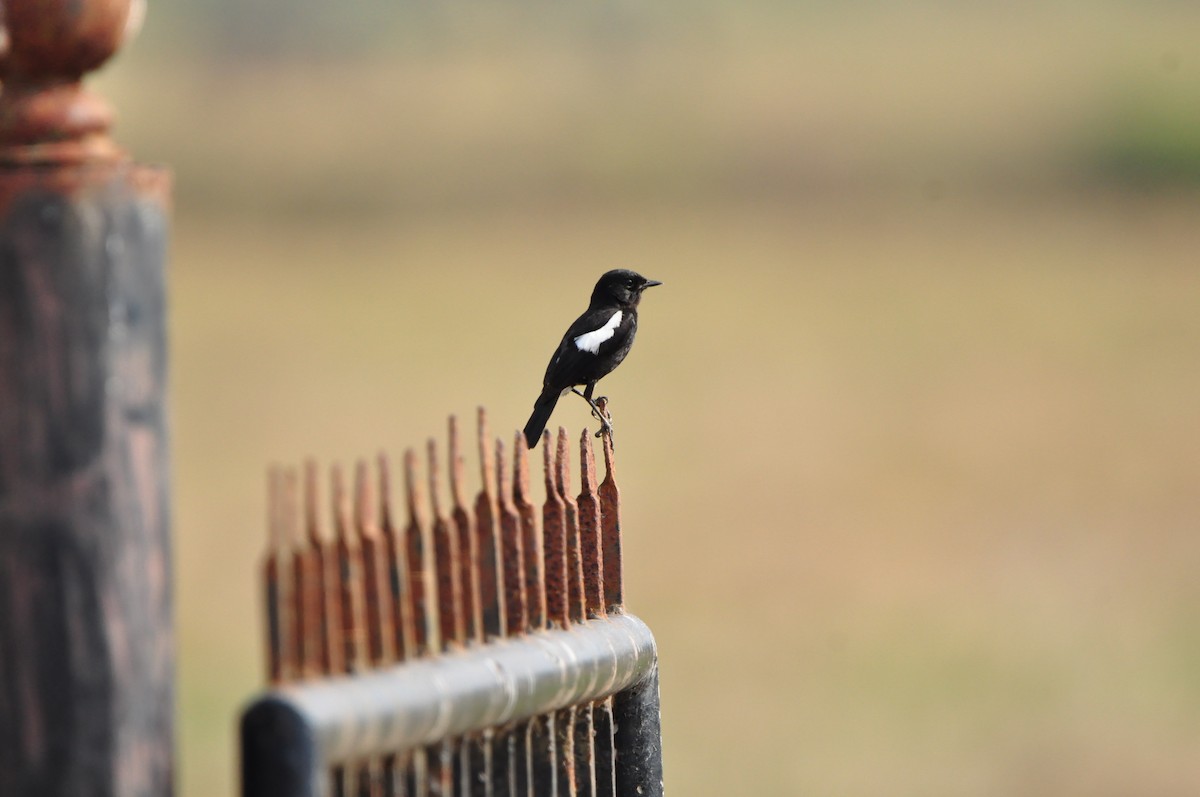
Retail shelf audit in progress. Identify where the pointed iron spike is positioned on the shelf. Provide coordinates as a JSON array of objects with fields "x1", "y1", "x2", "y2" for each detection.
[
  {"x1": 357, "y1": 459, "x2": 391, "y2": 667},
  {"x1": 331, "y1": 463, "x2": 351, "y2": 541},
  {"x1": 477, "y1": 406, "x2": 495, "y2": 497},
  {"x1": 376, "y1": 452, "x2": 393, "y2": 533},
  {"x1": 448, "y1": 414, "x2": 469, "y2": 508},
  {"x1": 555, "y1": 427, "x2": 571, "y2": 501},
  {"x1": 542, "y1": 429, "x2": 556, "y2": 494},
  {"x1": 427, "y1": 429, "x2": 465, "y2": 647},
  {"x1": 495, "y1": 435, "x2": 527, "y2": 636},
  {"x1": 577, "y1": 432, "x2": 605, "y2": 618},
  {"x1": 354, "y1": 460, "x2": 373, "y2": 539},
  {"x1": 597, "y1": 425, "x2": 623, "y2": 612},
  {"x1": 426, "y1": 438, "x2": 443, "y2": 519},
  {"x1": 542, "y1": 428, "x2": 568, "y2": 628},
  {"x1": 404, "y1": 448, "x2": 425, "y2": 527},
  {"x1": 495, "y1": 437, "x2": 512, "y2": 508},
  {"x1": 304, "y1": 459, "x2": 321, "y2": 545},
  {"x1": 600, "y1": 427, "x2": 617, "y2": 485},
  {"x1": 283, "y1": 468, "x2": 301, "y2": 548},
  {"x1": 580, "y1": 430, "x2": 598, "y2": 495},
  {"x1": 513, "y1": 430, "x2": 531, "y2": 504}
]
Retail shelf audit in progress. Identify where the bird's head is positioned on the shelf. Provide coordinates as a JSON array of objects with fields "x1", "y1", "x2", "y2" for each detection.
[{"x1": 591, "y1": 269, "x2": 663, "y2": 308}]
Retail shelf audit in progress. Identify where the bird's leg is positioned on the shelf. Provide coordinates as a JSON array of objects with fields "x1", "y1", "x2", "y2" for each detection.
[
  {"x1": 571, "y1": 386, "x2": 615, "y2": 439},
  {"x1": 592, "y1": 396, "x2": 615, "y2": 446}
]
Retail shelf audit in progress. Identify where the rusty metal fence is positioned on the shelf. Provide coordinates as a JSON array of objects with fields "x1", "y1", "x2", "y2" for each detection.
[{"x1": 240, "y1": 408, "x2": 664, "y2": 797}]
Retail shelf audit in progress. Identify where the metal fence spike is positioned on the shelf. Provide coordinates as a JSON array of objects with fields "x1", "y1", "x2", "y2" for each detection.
[
  {"x1": 513, "y1": 431, "x2": 545, "y2": 634},
  {"x1": 578, "y1": 432, "x2": 605, "y2": 619},
  {"x1": 556, "y1": 427, "x2": 585, "y2": 626},
  {"x1": 376, "y1": 453, "x2": 408, "y2": 665},
  {"x1": 331, "y1": 463, "x2": 364, "y2": 675},
  {"x1": 427, "y1": 437, "x2": 464, "y2": 650},
  {"x1": 356, "y1": 460, "x2": 393, "y2": 668},
  {"x1": 475, "y1": 408, "x2": 505, "y2": 640},
  {"x1": 598, "y1": 431, "x2": 622, "y2": 613},
  {"x1": 449, "y1": 414, "x2": 481, "y2": 644},
  {"x1": 542, "y1": 430, "x2": 568, "y2": 629},
  {"x1": 301, "y1": 460, "x2": 335, "y2": 676},
  {"x1": 403, "y1": 448, "x2": 437, "y2": 656},
  {"x1": 495, "y1": 437, "x2": 527, "y2": 637}
]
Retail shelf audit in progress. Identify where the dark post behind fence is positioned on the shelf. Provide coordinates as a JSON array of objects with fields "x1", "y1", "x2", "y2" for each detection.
[{"x1": 0, "y1": 2, "x2": 173, "y2": 796}]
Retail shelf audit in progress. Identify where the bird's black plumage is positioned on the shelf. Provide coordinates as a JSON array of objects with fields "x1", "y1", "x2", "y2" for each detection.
[{"x1": 523, "y1": 269, "x2": 661, "y2": 448}]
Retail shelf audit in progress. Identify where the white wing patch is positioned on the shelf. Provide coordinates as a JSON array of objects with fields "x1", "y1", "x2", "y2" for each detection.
[{"x1": 573, "y1": 310, "x2": 623, "y2": 355}]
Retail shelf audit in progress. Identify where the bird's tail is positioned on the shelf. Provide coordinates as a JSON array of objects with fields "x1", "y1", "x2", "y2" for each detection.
[{"x1": 523, "y1": 388, "x2": 560, "y2": 449}]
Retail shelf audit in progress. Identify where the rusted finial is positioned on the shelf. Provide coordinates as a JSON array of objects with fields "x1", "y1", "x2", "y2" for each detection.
[
  {"x1": 331, "y1": 464, "x2": 364, "y2": 674},
  {"x1": 477, "y1": 407, "x2": 496, "y2": 500},
  {"x1": 427, "y1": 437, "x2": 464, "y2": 649},
  {"x1": 0, "y1": 0, "x2": 144, "y2": 163},
  {"x1": 542, "y1": 429, "x2": 568, "y2": 627},
  {"x1": 448, "y1": 415, "x2": 481, "y2": 643},
  {"x1": 355, "y1": 460, "x2": 393, "y2": 667},
  {"x1": 556, "y1": 427, "x2": 585, "y2": 624},
  {"x1": 598, "y1": 428, "x2": 623, "y2": 612},
  {"x1": 299, "y1": 459, "x2": 335, "y2": 675},
  {"x1": 475, "y1": 408, "x2": 505, "y2": 639},
  {"x1": 352, "y1": 461, "x2": 373, "y2": 538},
  {"x1": 578, "y1": 431, "x2": 605, "y2": 618},
  {"x1": 514, "y1": 430, "x2": 545, "y2": 631},
  {"x1": 376, "y1": 452, "x2": 409, "y2": 664},
  {"x1": 303, "y1": 460, "x2": 320, "y2": 547},
  {"x1": 403, "y1": 448, "x2": 437, "y2": 655},
  {"x1": 495, "y1": 436, "x2": 526, "y2": 636}
]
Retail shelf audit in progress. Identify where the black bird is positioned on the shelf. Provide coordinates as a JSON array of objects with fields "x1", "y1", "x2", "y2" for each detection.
[{"x1": 523, "y1": 269, "x2": 662, "y2": 448}]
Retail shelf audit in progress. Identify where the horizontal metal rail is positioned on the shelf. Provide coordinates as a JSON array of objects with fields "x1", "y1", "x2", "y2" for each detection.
[{"x1": 242, "y1": 613, "x2": 659, "y2": 796}]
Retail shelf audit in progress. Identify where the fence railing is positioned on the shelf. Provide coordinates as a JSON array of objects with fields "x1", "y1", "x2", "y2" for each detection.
[{"x1": 241, "y1": 407, "x2": 664, "y2": 797}]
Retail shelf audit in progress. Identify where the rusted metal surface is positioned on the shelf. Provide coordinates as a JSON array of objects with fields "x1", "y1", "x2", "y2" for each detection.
[
  {"x1": 577, "y1": 433, "x2": 605, "y2": 619},
  {"x1": 542, "y1": 430, "x2": 569, "y2": 630},
  {"x1": 595, "y1": 400, "x2": 623, "y2": 613},
  {"x1": 0, "y1": 3, "x2": 171, "y2": 794},
  {"x1": 474, "y1": 409, "x2": 506, "y2": 641},
  {"x1": 449, "y1": 417, "x2": 481, "y2": 644},
  {"x1": 515, "y1": 437, "x2": 546, "y2": 632},
  {"x1": 496, "y1": 438, "x2": 528, "y2": 638},
  {"x1": 427, "y1": 439, "x2": 464, "y2": 652},
  {"x1": 246, "y1": 408, "x2": 659, "y2": 796},
  {"x1": 355, "y1": 461, "x2": 393, "y2": 669}
]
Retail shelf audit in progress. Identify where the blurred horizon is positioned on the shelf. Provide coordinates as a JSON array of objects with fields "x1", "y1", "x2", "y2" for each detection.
[{"x1": 98, "y1": 2, "x2": 1200, "y2": 795}]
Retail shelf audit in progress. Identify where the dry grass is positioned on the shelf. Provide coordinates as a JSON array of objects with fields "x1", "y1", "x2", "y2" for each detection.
[
  {"x1": 91, "y1": 3, "x2": 1200, "y2": 794},
  {"x1": 170, "y1": 196, "x2": 1200, "y2": 796}
]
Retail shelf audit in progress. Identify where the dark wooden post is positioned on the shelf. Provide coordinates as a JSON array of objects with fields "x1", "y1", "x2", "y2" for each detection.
[{"x1": 0, "y1": 1, "x2": 173, "y2": 795}]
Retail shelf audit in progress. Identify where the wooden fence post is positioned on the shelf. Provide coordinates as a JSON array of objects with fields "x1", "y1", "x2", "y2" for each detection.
[{"x1": 0, "y1": 1, "x2": 173, "y2": 795}]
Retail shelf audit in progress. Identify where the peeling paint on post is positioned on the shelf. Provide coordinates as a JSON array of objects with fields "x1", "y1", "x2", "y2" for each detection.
[{"x1": 0, "y1": 1, "x2": 173, "y2": 795}]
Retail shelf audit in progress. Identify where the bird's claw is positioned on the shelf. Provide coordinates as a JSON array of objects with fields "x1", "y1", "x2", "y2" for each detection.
[
  {"x1": 594, "y1": 417, "x2": 614, "y2": 439},
  {"x1": 591, "y1": 399, "x2": 614, "y2": 444}
]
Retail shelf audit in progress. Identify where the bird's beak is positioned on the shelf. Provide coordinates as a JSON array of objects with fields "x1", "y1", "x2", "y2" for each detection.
[{"x1": 642, "y1": 279, "x2": 663, "y2": 289}]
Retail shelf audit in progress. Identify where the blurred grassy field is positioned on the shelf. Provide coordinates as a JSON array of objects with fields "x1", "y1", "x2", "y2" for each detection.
[{"x1": 96, "y1": 3, "x2": 1200, "y2": 795}]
